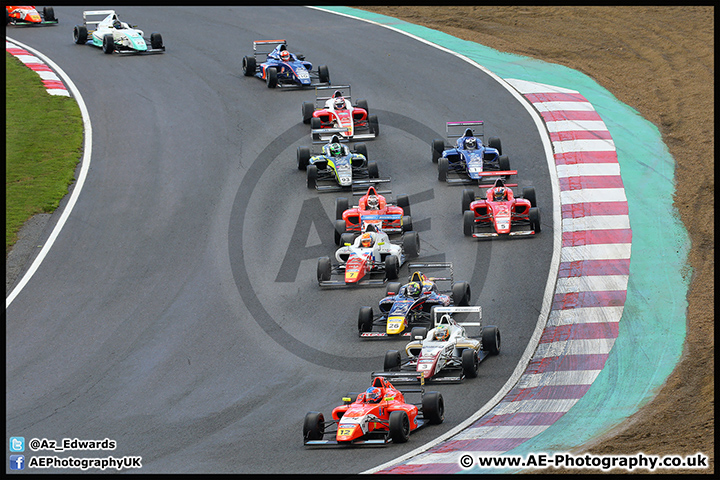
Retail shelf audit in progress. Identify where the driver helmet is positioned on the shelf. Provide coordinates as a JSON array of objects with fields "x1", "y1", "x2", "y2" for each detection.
[
  {"x1": 329, "y1": 143, "x2": 343, "y2": 157},
  {"x1": 366, "y1": 195, "x2": 380, "y2": 210},
  {"x1": 406, "y1": 282, "x2": 422, "y2": 297},
  {"x1": 465, "y1": 137, "x2": 477, "y2": 149},
  {"x1": 494, "y1": 187, "x2": 507, "y2": 201},
  {"x1": 365, "y1": 387, "x2": 382, "y2": 403},
  {"x1": 434, "y1": 326, "x2": 450, "y2": 341},
  {"x1": 113, "y1": 20, "x2": 123, "y2": 29},
  {"x1": 360, "y1": 233, "x2": 374, "y2": 248},
  {"x1": 334, "y1": 96, "x2": 345, "y2": 110},
  {"x1": 280, "y1": 50, "x2": 291, "y2": 62}
]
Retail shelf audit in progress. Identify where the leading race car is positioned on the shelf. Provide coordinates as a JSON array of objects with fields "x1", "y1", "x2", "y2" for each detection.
[
  {"x1": 334, "y1": 186, "x2": 411, "y2": 245},
  {"x1": 73, "y1": 10, "x2": 164, "y2": 54},
  {"x1": 303, "y1": 376, "x2": 444, "y2": 446},
  {"x1": 297, "y1": 135, "x2": 390, "y2": 192},
  {"x1": 317, "y1": 225, "x2": 419, "y2": 288},
  {"x1": 242, "y1": 39, "x2": 329, "y2": 89},
  {"x1": 432, "y1": 121, "x2": 515, "y2": 185},
  {"x1": 6, "y1": 6, "x2": 57, "y2": 25},
  {"x1": 373, "y1": 305, "x2": 501, "y2": 384},
  {"x1": 302, "y1": 85, "x2": 379, "y2": 142},
  {"x1": 358, "y1": 263, "x2": 472, "y2": 339},
  {"x1": 462, "y1": 178, "x2": 541, "y2": 239}
]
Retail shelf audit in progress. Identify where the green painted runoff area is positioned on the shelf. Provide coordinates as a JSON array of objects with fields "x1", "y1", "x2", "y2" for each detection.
[{"x1": 318, "y1": 6, "x2": 691, "y2": 468}]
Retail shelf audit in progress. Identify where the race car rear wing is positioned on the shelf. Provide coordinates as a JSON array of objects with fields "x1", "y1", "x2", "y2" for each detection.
[
  {"x1": 431, "y1": 305, "x2": 482, "y2": 328},
  {"x1": 446, "y1": 120, "x2": 485, "y2": 139},
  {"x1": 406, "y1": 262, "x2": 455, "y2": 284},
  {"x1": 252, "y1": 39, "x2": 287, "y2": 55},
  {"x1": 313, "y1": 84, "x2": 352, "y2": 107},
  {"x1": 82, "y1": 10, "x2": 116, "y2": 26}
]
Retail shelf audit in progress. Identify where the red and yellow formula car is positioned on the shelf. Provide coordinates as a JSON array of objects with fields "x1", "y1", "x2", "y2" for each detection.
[
  {"x1": 334, "y1": 186, "x2": 411, "y2": 245},
  {"x1": 6, "y1": 6, "x2": 57, "y2": 25},
  {"x1": 303, "y1": 376, "x2": 444, "y2": 446},
  {"x1": 462, "y1": 178, "x2": 541, "y2": 238}
]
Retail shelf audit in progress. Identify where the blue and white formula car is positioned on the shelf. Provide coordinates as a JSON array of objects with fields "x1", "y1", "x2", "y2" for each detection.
[
  {"x1": 242, "y1": 39, "x2": 330, "y2": 88},
  {"x1": 432, "y1": 121, "x2": 513, "y2": 185},
  {"x1": 73, "y1": 10, "x2": 164, "y2": 54}
]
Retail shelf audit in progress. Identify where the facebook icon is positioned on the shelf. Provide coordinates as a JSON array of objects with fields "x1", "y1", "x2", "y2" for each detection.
[{"x1": 10, "y1": 454, "x2": 25, "y2": 470}]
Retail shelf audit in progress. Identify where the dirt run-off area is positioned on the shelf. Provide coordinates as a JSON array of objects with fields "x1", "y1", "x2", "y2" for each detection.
[{"x1": 360, "y1": 6, "x2": 714, "y2": 474}]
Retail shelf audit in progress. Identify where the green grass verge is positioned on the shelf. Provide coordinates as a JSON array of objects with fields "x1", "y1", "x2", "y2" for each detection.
[{"x1": 5, "y1": 51, "x2": 83, "y2": 253}]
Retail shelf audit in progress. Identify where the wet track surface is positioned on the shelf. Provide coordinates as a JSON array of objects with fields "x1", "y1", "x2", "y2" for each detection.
[{"x1": 6, "y1": 7, "x2": 553, "y2": 473}]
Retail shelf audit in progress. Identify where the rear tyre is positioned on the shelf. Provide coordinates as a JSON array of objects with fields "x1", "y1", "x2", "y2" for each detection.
[
  {"x1": 396, "y1": 194, "x2": 411, "y2": 216},
  {"x1": 452, "y1": 281, "x2": 471, "y2": 306},
  {"x1": 431, "y1": 139, "x2": 445, "y2": 163},
  {"x1": 523, "y1": 187, "x2": 537, "y2": 208},
  {"x1": 301, "y1": 101, "x2": 314, "y2": 124},
  {"x1": 358, "y1": 306, "x2": 374, "y2": 333},
  {"x1": 318, "y1": 65, "x2": 330, "y2": 83},
  {"x1": 403, "y1": 231, "x2": 420, "y2": 258},
  {"x1": 335, "y1": 197, "x2": 349, "y2": 220},
  {"x1": 354, "y1": 142, "x2": 368, "y2": 159},
  {"x1": 401, "y1": 215, "x2": 413, "y2": 233},
  {"x1": 368, "y1": 115, "x2": 379, "y2": 136},
  {"x1": 461, "y1": 189, "x2": 475, "y2": 214},
  {"x1": 384, "y1": 350, "x2": 401, "y2": 371},
  {"x1": 242, "y1": 55, "x2": 256, "y2": 76},
  {"x1": 462, "y1": 348, "x2": 479, "y2": 378},
  {"x1": 356, "y1": 99, "x2": 369, "y2": 113},
  {"x1": 498, "y1": 155, "x2": 510, "y2": 172},
  {"x1": 422, "y1": 391, "x2": 445, "y2": 424},
  {"x1": 385, "y1": 282, "x2": 402, "y2": 296},
  {"x1": 389, "y1": 411, "x2": 410, "y2": 443},
  {"x1": 334, "y1": 219, "x2": 347, "y2": 246},
  {"x1": 368, "y1": 161, "x2": 379, "y2": 178},
  {"x1": 303, "y1": 412, "x2": 325, "y2": 441},
  {"x1": 385, "y1": 256, "x2": 399, "y2": 280},
  {"x1": 488, "y1": 136, "x2": 502, "y2": 155},
  {"x1": 73, "y1": 25, "x2": 87, "y2": 44}
]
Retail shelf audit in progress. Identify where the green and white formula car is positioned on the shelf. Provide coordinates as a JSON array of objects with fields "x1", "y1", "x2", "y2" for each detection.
[{"x1": 73, "y1": 10, "x2": 164, "y2": 54}]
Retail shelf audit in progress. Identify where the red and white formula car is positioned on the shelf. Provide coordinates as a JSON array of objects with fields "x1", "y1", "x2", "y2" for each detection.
[
  {"x1": 317, "y1": 225, "x2": 419, "y2": 288},
  {"x1": 462, "y1": 178, "x2": 541, "y2": 238},
  {"x1": 302, "y1": 85, "x2": 378, "y2": 142}
]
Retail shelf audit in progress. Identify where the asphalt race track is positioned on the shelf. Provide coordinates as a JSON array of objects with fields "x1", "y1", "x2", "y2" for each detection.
[{"x1": 6, "y1": 7, "x2": 553, "y2": 474}]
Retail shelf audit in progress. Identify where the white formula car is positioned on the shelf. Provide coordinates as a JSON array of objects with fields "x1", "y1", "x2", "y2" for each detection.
[
  {"x1": 73, "y1": 10, "x2": 164, "y2": 54},
  {"x1": 317, "y1": 226, "x2": 419, "y2": 288},
  {"x1": 373, "y1": 305, "x2": 500, "y2": 384}
]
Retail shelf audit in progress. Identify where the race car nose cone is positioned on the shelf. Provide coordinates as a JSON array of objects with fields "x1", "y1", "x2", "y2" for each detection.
[{"x1": 336, "y1": 424, "x2": 361, "y2": 441}]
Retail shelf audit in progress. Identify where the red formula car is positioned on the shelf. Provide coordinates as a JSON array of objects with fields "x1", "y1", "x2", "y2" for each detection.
[
  {"x1": 462, "y1": 178, "x2": 541, "y2": 238},
  {"x1": 334, "y1": 186, "x2": 412, "y2": 245},
  {"x1": 6, "y1": 6, "x2": 57, "y2": 25},
  {"x1": 302, "y1": 85, "x2": 378, "y2": 142},
  {"x1": 303, "y1": 376, "x2": 444, "y2": 446}
]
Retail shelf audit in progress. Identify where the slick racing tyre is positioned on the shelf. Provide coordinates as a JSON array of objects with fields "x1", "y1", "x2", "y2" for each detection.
[
  {"x1": 383, "y1": 350, "x2": 401, "y2": 371},
  {"x1": 303, "y1": 412, "x2": 325, "y2": 441},
  {"x1": 389, "y1": 411, "x2": 410, "y2": 443},
  {"x1": 358, "y1": 307, "x2": 374, "y2": 333},
  {"x1": 242, "y1": 55, "x2": 256, "y2": 76},
  {"x1": 462, "y1": 348, "x2": 479, "y2": 378},
  {"x1": 482, "y1": 325, "x2": 501, "y2": 355},
  {"x1": 422, "y1": 391, "x2": 445, "y2": 424}
]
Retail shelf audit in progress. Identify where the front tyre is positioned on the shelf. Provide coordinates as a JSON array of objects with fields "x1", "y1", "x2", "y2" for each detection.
[
  {"x1": 303, "y1": 412, "x2": 325, "y2": 441},
  {"x1": 389, "y1": 411, "x2": 410, "y2": 443},
  {"x1": 102, "y1": 34, "x2": 114, "y2": 54},
  {"x1": 462, "y1": 348, "x2": 479, "y2": 378},
  {"x1": 242, "y1": 55, "x2": 256, "y2": 76}
]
